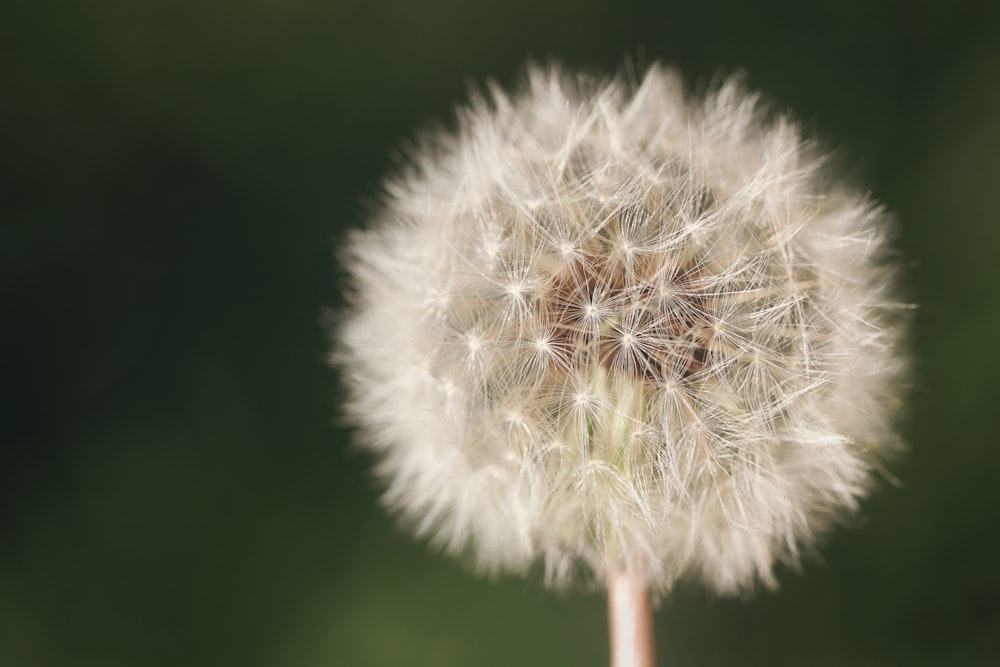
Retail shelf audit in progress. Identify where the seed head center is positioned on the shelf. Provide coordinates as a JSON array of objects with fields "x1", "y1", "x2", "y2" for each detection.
[{"x1": 541, "y1": 237, "x2": 713, "y2": 384}]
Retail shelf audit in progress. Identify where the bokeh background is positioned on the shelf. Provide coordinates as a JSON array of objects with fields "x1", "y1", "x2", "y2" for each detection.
[{"x1": 3, "y1": 1, "x2": 999, "y2": 665}]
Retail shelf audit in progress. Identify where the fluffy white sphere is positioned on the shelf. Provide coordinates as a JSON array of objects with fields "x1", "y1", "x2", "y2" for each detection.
[{"x1": 337, "y1": 64, "x2": 908, "y2": 596}]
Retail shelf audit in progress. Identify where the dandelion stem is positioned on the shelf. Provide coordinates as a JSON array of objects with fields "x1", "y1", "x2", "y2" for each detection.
[{"x1": 608, "y1": 569, "x2": 655, "y2": 667}]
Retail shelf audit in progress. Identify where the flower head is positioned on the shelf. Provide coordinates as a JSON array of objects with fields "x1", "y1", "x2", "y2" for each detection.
[{"x1": 336, "y1": 63, "x2": 908, "y2": 596}]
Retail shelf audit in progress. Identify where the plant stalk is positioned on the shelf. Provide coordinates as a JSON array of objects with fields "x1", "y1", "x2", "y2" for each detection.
[{"x1": 608, "y1": 569, "x2": 655, "y2": 667}]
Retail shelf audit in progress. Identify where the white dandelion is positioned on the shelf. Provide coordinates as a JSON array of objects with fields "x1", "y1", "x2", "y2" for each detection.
[{"x1": 335, "y1": 62, "x2": 909, "y2": 666}]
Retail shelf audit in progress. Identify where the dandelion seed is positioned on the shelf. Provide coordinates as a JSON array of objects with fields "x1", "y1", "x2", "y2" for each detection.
[{"x1": 335, "y1": 61, "x2": 909, "y2": 666}]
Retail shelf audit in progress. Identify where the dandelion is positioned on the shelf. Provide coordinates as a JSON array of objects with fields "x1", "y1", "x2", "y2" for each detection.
[{"x1": 335, "y1": 63, "x2": 909, "y2": 666}]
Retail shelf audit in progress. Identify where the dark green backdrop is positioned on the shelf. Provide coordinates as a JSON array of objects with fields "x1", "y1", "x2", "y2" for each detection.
[{"x1": 3, "y1": 1, "x2": 998, "y2": 665}]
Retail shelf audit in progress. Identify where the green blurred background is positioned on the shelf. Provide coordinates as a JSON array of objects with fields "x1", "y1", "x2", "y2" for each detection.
[{"x1": 3, "y1": 1, "x2": 999, "y2": 665}]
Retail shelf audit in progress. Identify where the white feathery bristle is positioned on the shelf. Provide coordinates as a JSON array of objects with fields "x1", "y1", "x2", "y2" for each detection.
[{"x1": 335, "y1": 63, "x2": 909, "y2": 596}]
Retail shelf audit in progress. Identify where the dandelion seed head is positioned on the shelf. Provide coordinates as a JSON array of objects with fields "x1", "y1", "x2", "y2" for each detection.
[{"x1": 336, "y1": 63, "x2": 909, "y2": 596}]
